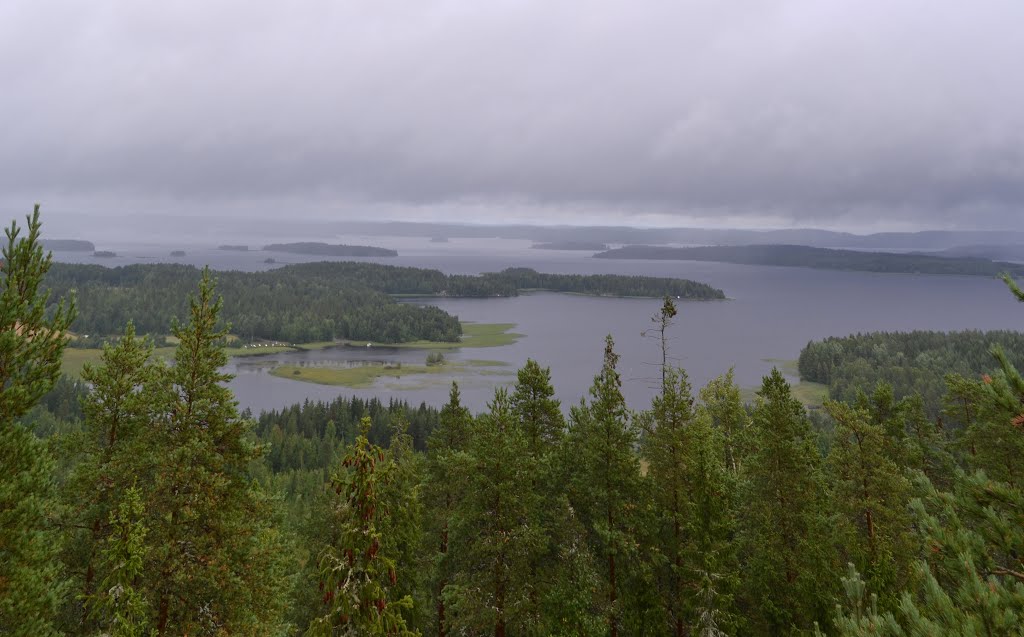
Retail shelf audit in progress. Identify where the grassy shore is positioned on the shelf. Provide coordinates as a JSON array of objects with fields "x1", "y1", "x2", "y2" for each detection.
[
  {"x1": 61, "y1": 323, "x2": 521, "y2": 377},
  {"x1": 269, "y1": 359, "x2": 508, "y2": 388},
  {"x1": 61, "y1": 346, "x2": 177, "y2": 377},
  {"x1": 742, "y1": 359, "x2": 829, "y2": 408},
  {"x1": 339, "y1": 322, "x2": 522, "y2": 350}
]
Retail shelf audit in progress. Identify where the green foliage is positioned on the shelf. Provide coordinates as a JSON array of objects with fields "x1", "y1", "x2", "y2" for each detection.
[
  {"x1": 444, "y1": 389, "x2": 539, "y2": 635},
  {"x1": 510, "y1": 359, "x2": 601, "y2": 636},
  {"x1": 739, "y1": 369, "x2": 837, "y2": 634},
  {"x1": 311, "y1": 417, "x2": 418, "y2": 636},
  {"x1": 45, "y1": 261, "x2": 462, "y2": 344},
  {"x1": 422, "y1": 383, "x2": 473, "y2": 637},
  {"x1": 45, "y1": 261, "x2": 722, "y2": 344},
  {"x1": 0, "y1": 205, "x2": 75, "y2": 636},
  {"x1": 699, "y1": 368, "x2": 750, "y2": 476},
  {"x1": 566, "y1": 336, "x2": 649, "y2": 636},
  {"x1": 86, "y1": 485, "x2": 154, "y2": 637},
  {"x1": 824, "y1": 401, "x2": 916, "y2": 612},
  {"x1": 1, "y1": 204, "x2": 76, "y2": 422},
  {"x1": 59, "y1": 321, "x2": 162, "y2": 633},
  {"x1": 644, "y1": 364, "x2": 742, "y2": 636},
  {"x1": 799, "y1": 330, "x2": 1024, "y2": 416}
]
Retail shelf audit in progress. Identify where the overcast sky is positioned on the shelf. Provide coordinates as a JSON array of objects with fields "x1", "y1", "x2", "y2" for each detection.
[{"x1": 2, "y1": 1, "x2": 1023, "y2": 231}]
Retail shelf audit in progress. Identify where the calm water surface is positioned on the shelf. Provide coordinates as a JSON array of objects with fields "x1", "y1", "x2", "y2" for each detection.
[{"x1": 54, "y1": 236, "x2": 1024, "y2": 414}]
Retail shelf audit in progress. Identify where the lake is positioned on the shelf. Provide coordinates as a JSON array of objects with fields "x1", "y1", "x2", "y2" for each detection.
[{"x1": 52, "y1": 235, "x2": 1024, "y2": 414}]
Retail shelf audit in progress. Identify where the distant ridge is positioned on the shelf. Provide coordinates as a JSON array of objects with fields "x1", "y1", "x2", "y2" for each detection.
[
  {"x1": 532, "y1": 241, "x2": 609, "y2": 251},
  {"x1": 263, "y1": 242, "x2": 397, "y2": 257},
  {"x1": 595, "y1": 244, "x2": 1024, "y2": 277}
]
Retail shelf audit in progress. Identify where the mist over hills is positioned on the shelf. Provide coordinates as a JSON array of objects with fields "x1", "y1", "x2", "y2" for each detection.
[{"x1": 31, "y1": 211, "x2": 1024, "y2": 255}]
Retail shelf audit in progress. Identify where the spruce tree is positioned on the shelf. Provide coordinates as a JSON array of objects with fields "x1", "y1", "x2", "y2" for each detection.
[
  {"x1": 566, "y1": 336, "x2": 646, "y2": 637},
  {"x1": 739, "y1": 368, "x2": 836, "y2": 634},
  {"x1": 312, "y1": 416, "x2": 418, "y2": 637},
  {"x1": 86, "y1": 485, "x2": 154, "y2": 637},
  {"x1": 0, "y1": 205, "x2": 75, "y2": 636}
]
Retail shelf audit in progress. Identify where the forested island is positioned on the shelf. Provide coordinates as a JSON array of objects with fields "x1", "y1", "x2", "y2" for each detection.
[
  {"x1": 531, "y1": 241, "x2": 609, "y2": 250},
  {"x1": 218, "y1": 244, "x2": 249, "y2": 251},
  {"x1": 596, "y1": 243, "x2": 1024, "y2": 276},
  {"x1": 41, "y1": 239, "x2": 95, "y2": 251},
  {"x1": 44, "y1": 262, "x2": 724, "y2": 343},
  {"x1": 91, "y1": 250, "x2": 117, "y2": 258},
  {"x1": 169, "y1": 250, "x2": 186, "y2": 256},
  {"x1": 7, "y1": 209, "x2": 1024, "y2": 635},
  {"x1": 264, "y1": 242, "x2": 398, "y2": 257}
]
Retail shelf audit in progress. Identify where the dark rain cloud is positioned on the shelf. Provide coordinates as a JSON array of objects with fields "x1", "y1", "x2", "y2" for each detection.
[{"x1": 1, "y1": 1, "x2": 1023, "y2": 229}]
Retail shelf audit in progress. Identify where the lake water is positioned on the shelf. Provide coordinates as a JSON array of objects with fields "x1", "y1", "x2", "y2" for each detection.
[{"x1": 52, "y1": 235, "x2": 1024, "y2": 414}]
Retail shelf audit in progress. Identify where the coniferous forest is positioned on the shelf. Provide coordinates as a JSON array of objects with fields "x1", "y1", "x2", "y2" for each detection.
[{"x1": 5, "y1": 210, "x2": 1024, "y2": 636}]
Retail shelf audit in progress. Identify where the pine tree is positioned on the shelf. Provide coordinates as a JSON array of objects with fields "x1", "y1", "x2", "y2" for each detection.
[
  {"x1": 739, "y1": 368, "x2": 836, "y2": 635},
  {"x1": 145, "y1": 269, "x2": 286, "y2": 635},
  {"x1": 422, "y1": 383, "x2": 473, "y2": 637},
  {"x1": 60, "y1": 322, "x2": 163, "y2": 631},
  {"x1": 643, "y1": 365, "x2": 696, "y2": 636},
  {"x1": 825, "y1": 473, "x2": 1024, "y2": 635},
  {"x1": 510, "y1": 359, "x2": 562, "y2": 634},
  {"x1": 896, "y1": 393, "x2": 955, "y2": 491},
  {"x1": 824, "y1": 400, "x2": 915, "y2": 612},
  {"x1": 566, "y1": 336, "x2": 646, "y2": 637},
  {"x1": 641, "y1": 296, "x2": 741, "y2": 636},
  {"x1": 0, "y1": 205, "x2": 75, "y2": 636},
  {"x1": 683, "y1": 412, "x2": 741, "y2": 637},
  {"x1": 312, "y1": 416, "x2": 418, "y2": 636},
  {"x1": 445, "y1": 388, "x2": 537, "y2": 636},
  {"x1": 958, "y1": 346, "x2": 1024, "y2": 488}
]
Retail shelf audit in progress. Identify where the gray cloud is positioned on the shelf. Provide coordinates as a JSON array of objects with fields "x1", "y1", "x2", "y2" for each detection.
[{"x1": 2, "y1": 0, "x2": 1023, "y2": 230}]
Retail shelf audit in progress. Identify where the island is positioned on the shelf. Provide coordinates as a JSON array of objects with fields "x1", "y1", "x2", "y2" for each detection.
[
  {"x1": 44, "y1": 261, "x2": 724, "y2": 347},
  {"x1": 263, "y1": 242, "x2": 398, "y2": 257},
  {"x1": 169, "y1": 250, "x2": 186, "y2": 257},
  {"x1": 532, "y1": 241, "x2": 609, "y2": 251},
  {"x1": 430, "y1": 237, "x2": 450, "y2": 243},
  {"x1": 218, "y1": 245, "x2": 249, "y2": 251},
  {"x1": 264, "y1": 257, "x2": 277, "y2": 264},
  {"x1": 594, "y1": 244, "x2": 1024, "y2": 277},
  {"x1": 42, "y1": 239, "x2": 95, "y2": 252},
  {"x1": 92, "y1": 250, "x2": 117, "y2": 258}
]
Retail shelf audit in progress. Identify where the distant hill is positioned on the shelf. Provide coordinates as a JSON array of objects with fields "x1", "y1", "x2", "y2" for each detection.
[
  {"x1": 263, "y1": 242, "x2": 397, "y2": 257},
  {"x1": 334, "y1": 220, "x2": 1024, "y2": 251},
  {"x1": 926, "y1": 244, "x2": 1024, "y2": 263},
  {"x1": 532, "y1": 241, "x2": 609, "y2": 251},
  {"x1": 42, "y1": 239, "x2": 94, "y2": 252},
  {"x1": 595, "y1": 244, "x2": 1024, "y2": 277}
]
